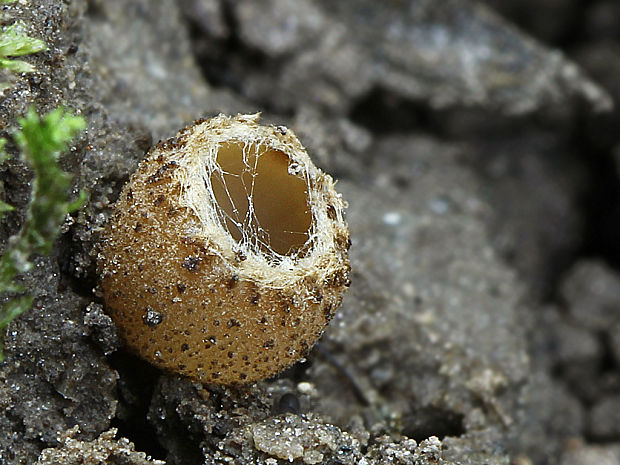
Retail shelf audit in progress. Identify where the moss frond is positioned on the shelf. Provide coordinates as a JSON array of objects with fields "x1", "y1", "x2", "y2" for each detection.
[
  {"x1": 0, "y1": 20, "x2": 47, "y2": 91},
  {"x1": 0, "y1": 107, "x2": 86, "y2": 360}
]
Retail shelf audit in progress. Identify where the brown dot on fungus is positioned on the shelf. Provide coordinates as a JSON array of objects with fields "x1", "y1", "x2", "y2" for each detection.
[{"x1": 98, "y1": 114, "x2": 350, "y2": 384}]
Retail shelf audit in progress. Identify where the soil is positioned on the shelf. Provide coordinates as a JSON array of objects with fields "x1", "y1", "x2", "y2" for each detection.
[{"x1": 1, "y1": 1, "x2": 620, "y2": 464}]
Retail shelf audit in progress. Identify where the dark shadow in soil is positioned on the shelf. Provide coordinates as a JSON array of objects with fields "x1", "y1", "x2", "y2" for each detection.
[
  {"x1": 403, "y1": 407, "x2": 465, "y2": 442},
  {"x1": 108, "y1": 351, "x2": 168, "y2": 462}
]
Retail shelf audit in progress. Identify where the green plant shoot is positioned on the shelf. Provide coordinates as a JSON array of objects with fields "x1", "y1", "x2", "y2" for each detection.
[
  {"x1": 0, "y1": 21, "x2": 47, "y2": 91},
  {"x1": 0, "y1": 107, "x2": 86, "y2": 360}
]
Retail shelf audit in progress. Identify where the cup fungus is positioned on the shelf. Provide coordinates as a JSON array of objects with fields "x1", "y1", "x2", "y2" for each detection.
[{"x1": 98, "y1": 114, "x2": 350, "y2": 384}]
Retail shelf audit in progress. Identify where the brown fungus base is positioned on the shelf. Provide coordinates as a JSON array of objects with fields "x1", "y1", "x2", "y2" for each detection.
[{"x1": 98, "y1": 115, "x2": 350, "y2": 385}]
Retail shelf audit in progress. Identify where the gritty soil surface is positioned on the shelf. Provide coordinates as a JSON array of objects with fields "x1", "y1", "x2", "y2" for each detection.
[{"x1": 2, "y1": 1, "x2": 620, "y2": 464}]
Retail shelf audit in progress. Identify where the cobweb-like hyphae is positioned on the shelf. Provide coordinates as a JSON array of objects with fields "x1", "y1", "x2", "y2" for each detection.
[{"x1": 207, "y1": 142, "x2": 315, "y2": 261}]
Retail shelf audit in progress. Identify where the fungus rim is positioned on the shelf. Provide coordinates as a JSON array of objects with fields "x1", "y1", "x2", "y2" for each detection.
[{"x1": 164, "y1": 114, "x2": 347, "y2": 289}]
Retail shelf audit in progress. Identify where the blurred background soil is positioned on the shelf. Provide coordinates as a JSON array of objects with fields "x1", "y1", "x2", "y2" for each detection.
[{"x1": 2, "y1": 0, "x2": 620, "y2": 464}]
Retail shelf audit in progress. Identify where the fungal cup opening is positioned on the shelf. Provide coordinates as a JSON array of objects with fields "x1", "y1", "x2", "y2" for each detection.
[{"x1": 209, "y1": 142, "x2": 313, "y2": 258}]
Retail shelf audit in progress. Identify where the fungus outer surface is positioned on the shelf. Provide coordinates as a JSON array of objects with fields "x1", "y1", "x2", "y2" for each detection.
[{"x1": 98, "y1": 114, "x2": 350, "y2": 384}]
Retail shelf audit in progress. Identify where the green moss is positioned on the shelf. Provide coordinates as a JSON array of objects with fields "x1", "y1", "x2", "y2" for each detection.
[
  {"x1": 0, "y1": 107, "x2": 86, "y2": 360},
  {"x1": 0, "y1": 20, "x2": 47, "y2": 91}
]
